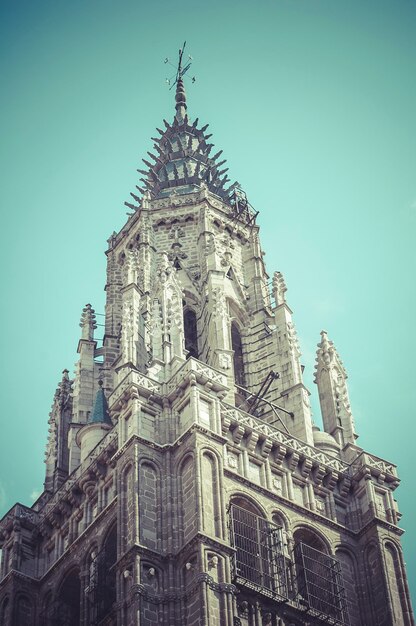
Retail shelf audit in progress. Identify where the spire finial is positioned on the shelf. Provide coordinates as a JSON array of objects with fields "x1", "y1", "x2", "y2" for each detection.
[
  {"x1": 80, "y1": 303, "x2": 97, "y2": 341},
  {"x1": 272, "y1": 271, "x2": 287, "y2": 306},
  {"x1": 175, "y1": 42, "x2": 188, "y2": 121}
]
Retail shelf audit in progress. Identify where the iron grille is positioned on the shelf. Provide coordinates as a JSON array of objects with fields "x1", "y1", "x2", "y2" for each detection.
[
  {"x1": 294, "y1": 542, "x2": 350, "y2": 625},
  {"x1": 229, "y1": 504, "x2": 288, "y2": 602},
  {"x1": 86, "y1": 546, "x2": 116, "y2": 624}
]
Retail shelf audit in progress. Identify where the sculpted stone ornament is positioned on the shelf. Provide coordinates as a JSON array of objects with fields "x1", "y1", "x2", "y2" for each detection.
[
  {"x1": 211, "y1": 287, "x2": 229, "y2": 322},
  {"x1": 286, "y1": 320, "x2": 301, "y2": 359},
  {"x1": 121, "y1": 298, "x2": 139, "y2": 364},
  {"x1": 125, "y1": 248, "x2": 140, "y2": 285},
  {"x1": 79, "y1": 303, "x2": 97, "y2": 341},
  {"x1": 218, "y1": 353, "x2": 232, "y2": 370},
  {"x1": 272, "y1": 270, "x2": 287, "y2": 306}
]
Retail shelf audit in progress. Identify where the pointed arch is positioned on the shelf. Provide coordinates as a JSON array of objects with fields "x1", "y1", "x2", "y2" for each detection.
[
  {"x1": 58, "y1": 567, "x2": 81, "y2": 626},
  {"x1": 201, "y1": 450, "x2": 221, "y2": 538},
  {"x1": 335, "y1": 547, "x2": 362, "y2": 626},
  {"x1": 293, "y1": 525, "x2": 329, "y2": 554},
  {"x1": 96, "y1": 523, "x2": 117, "y2": 621},
  {"x1": 384, "y1": 541, "x2": 413, "y2": 625},
  {"x1": 138, "y1": 460, "x2": 161, "y2": 549},
  {"x1": 229, "y1": 493, "x2": 265, "y2": 518}
]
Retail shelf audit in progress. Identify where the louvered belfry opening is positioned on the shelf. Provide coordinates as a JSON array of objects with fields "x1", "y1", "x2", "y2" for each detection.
[
  {"x1": 294, "y1": 542, "x2": 350, "y2": 625},
  {"x1": 229, "y1": 504, "x2": 288, "y2": 602}
]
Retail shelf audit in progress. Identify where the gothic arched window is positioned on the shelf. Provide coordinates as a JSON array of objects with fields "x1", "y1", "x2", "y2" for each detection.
[
  {"x1": 231, "y1": 322, "x2": 245, "y2": 387},
  {"x1": 183, "y1": 308, "x2": 198, "y2": 359},
  {"x1": 97, "y1": 525, "x2": 117, "y2": 620},
  {"x1": 58, "y1": 569, "x2": 81, "y2": 626},
  {"x1": 229, "y1": 498, "x2": 287, "y2": 600},
  {"x1": 293, "y1": 528, "x2": 348, "y2": 623}
]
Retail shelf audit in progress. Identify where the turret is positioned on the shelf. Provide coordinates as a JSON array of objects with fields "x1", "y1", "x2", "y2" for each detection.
[
  {"x1": 76, "y1": 381, "x2": 112, "y2": 463},
  {"x1": 314, "y1": 330, "x2": 357, "y2": 447},
  {"x1": 69, "y1": 304, "x2": 99, "y2": 471}
]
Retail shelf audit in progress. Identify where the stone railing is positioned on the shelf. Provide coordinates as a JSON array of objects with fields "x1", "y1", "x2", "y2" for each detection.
[
  {"x1": 349, "y1": 451, "x2": 398, "y2": 481},
  {"x1": 0, "y1": 504, "x2": 39, "y2": 538},
  {"x1": 166, "y1": 358, "x2": 228, "y2": 394},
  {"x1": 221, "y1": 403, "x2": 349, "y2": 474},
  {"x1": 110, "y1": 371, "x2": 163, "y2": 408}
]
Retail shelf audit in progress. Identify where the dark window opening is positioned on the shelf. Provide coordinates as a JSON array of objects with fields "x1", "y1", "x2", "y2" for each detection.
[
  {"x1": 85, "y1": 526, "x2": 117, "y2": 625},
  {"x1": 230, "y1": 503, "x2": 287, "y2": 602},
  {"x1": 231, "y1": 323, "x2": 245, "y2": 387},
  {"x1": 39, "y1": 570, "x2": 81, "y2": 626},
  {"x1": 293, "y1": 540, "x2": 350, "y2": 625},
  {"x1": 184, "y1": 308, "x2": 198, "y2": 359},
  {"x1": 97, "y1": 526, "x2": 117, "y2": 622}
]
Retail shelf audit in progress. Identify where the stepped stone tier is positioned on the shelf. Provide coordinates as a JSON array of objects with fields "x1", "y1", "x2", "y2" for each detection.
[{"x1": 0, "y1": 70, "x2": 414, "y2": 626}]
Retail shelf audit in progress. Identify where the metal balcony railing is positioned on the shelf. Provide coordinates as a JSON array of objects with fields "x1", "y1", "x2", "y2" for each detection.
[
  {"x1": 229, "y1": 504, "x2": 288, "y2": 602},
  {"x1": 294, "y1": 542, "x2": 350, "y2": 625}
]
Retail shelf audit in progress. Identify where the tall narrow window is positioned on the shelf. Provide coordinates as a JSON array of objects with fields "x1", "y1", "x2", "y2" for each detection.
[
  {"x1": 97, "y1": 525, "x2": 117, "y2": 621},
  {"x1": 184, "y1": 308, "x2": 198, "y2": 359},
  {"x1": 231, "y1": 323, "x2": 245, "y2": 386},
  {"x1": 58, "y1": 569, "x2": 81, "y2": 626}
]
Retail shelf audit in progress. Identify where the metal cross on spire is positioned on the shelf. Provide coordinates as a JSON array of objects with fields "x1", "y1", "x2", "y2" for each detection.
[
  {"x1": 165, "y1": 42, "x2": 195, "y2": 121},
  {"x1": 165, "y1": 41, "x2": 195, "y2": 90}
]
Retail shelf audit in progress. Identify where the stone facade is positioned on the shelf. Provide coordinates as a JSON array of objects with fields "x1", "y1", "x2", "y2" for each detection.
[{"x1": 0, "y1": 75, "x2": 414, "y2": 626}]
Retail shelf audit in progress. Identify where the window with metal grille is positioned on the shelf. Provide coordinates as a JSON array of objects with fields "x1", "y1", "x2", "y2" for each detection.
[
  {"x1": 294, "y1": 542, "x2": 350, "y2": 625},
  {"x1": 229, "y1": 504, "x2": 288, "y2": 602},
  {"x1": 86, "y1": 527, "x2": 117, "y2": 624}
]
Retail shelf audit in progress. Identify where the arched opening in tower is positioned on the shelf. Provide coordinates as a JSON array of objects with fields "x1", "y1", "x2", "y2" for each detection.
[
  {"x1": 183, "y1": 308, "x2": 198, "y2": 359},
  {"x1": 96, "y1": 524, "x2": 117, "y2": 621},
  {"x1": 231, "y1": 322, "x2": 245, "y2": 387},
  {"x1": 293, "y1": 527, "x2": 348, "y2": 623},
  {"x1": 58, "y1": 568, "x2": 81, "y2": 626}
]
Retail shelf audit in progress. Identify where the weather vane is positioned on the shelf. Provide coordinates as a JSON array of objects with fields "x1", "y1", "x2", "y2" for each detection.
[{"x1": 164, "y1": 41, "x2": 196, "y2": 90}]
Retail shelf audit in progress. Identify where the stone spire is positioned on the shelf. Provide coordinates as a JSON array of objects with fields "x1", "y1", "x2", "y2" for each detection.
[
  {"x1": 175, "y1": 76, "x2": 187, "y2": 122},
  {"x1": 79, "y1": 304, "x2": 97, "y2": 341},
  {"x1": 76, "y1": 381, "x2": 112, "y2": 464},
  {"x1": 314, "y1": 330, "x2": 357, "y2": 447},
  {"x1": 271, "y1": 270, "x2": 313, "y2": 444},
  {"x1": 88, "y1": 380, "x2": 112, "y2": 426},
  {"x1": 125, "y1": 46, "x2": 234, "y2": 207}
]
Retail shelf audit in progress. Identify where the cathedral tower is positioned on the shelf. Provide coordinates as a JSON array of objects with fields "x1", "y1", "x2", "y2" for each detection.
[{"x1": 0, "y1": 51, "x2": 414, "y2": 626}]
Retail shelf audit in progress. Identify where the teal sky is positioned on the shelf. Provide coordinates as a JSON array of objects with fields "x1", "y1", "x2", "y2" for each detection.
[{"x1": 1, "y1": 0, "x2": 415, "y2": 604}]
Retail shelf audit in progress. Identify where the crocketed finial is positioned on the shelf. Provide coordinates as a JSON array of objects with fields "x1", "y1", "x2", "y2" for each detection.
[{"x1": 79, "y1": 303, "x2": 97, "y2": 341}]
